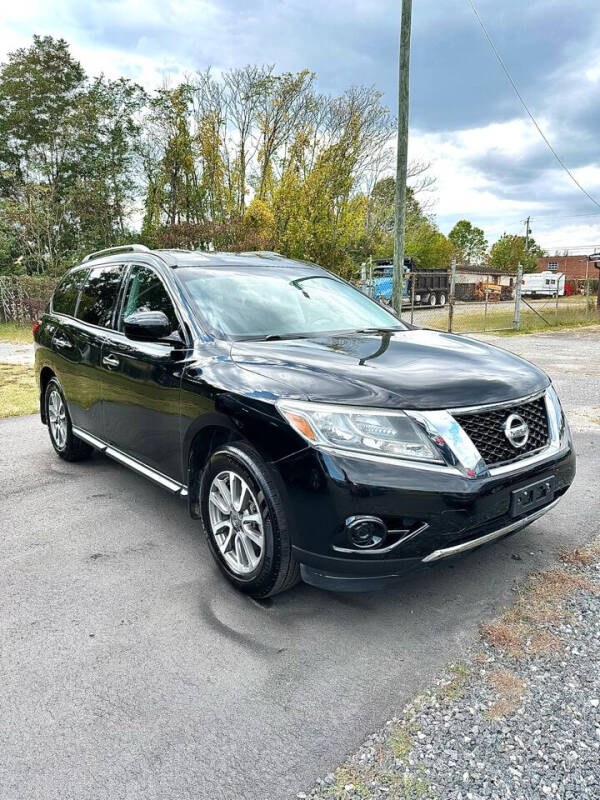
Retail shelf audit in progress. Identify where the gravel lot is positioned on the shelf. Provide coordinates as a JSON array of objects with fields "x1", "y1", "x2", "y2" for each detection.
[
  {"x1": 0, "y1": 326, "x2": 598, "y2": 800},
  {"x1": 303, "y1": 548, "x2": 600, "y2": 800}
]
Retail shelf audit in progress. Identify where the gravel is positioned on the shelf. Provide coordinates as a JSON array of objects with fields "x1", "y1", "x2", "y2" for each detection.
[{"x1": 301, "y1": 548, "x2": 600, "y2": 800}]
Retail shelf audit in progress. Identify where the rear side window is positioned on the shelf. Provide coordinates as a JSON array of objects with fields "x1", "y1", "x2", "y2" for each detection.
[
  {"x1": 51, "y1": 268, "x2": 88, "y2": 316},
  {"x1": 76, "y1": 265, "x2": 125, "y2": 328}
]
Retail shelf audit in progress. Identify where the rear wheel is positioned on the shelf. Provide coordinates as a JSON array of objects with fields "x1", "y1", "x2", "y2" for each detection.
[
  {"x1": 428, "y1": 292, "x2": 437, "y2": 307},
  {"x1": 438, "y1": 292, "x2": 447, "y2": 307},
  {"x1": 200, "y1": 442, "x2": 300, "y2": 597},
  {"x1": 45, "y1": 378, "x2": 93, "y2": 461}
]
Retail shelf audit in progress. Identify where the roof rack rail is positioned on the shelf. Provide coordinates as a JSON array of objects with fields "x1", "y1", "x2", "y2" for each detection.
[
  {"x1": 82, "y1": 244, "x2": 151, "y2": 263},
  {"x1": 238, "y1": 250, "x2": 286, "y2": 259}
]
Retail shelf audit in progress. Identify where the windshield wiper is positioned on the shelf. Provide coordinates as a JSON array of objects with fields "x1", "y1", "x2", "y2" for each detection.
[
  {"x1": 263, "y1": 333, "x2": 309, "y2": 341},
  {"x1": 354, "y1": 326, "x2": 405, "y2": 334}
]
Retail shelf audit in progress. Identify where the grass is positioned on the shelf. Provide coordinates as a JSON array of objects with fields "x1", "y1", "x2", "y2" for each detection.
[
  {"x1": 0, "y1": 363, "x2": 38, "y2": 418},
  {"x1": 0, "y1": 321, "x2": 33, "y2": 343}
]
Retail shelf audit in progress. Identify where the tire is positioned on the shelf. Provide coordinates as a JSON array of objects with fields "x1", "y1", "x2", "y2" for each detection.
[
  {"x1": 199, "y1": 442, "x2": 300, "y2": 598},
  {"x1": 44, "y1": 378, "x2": 93, "y2": 462},
  {"x1": 437, "y1": 292, "x2": 447, "y2": 307},
  {"x1": 428, "y1": 292, "x2": 437, "y2": 307}
]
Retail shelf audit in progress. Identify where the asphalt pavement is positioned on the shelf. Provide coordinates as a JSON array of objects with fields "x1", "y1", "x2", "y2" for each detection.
[{"x1": 0, "y1": 327, "x2": 598, "y2": 800}]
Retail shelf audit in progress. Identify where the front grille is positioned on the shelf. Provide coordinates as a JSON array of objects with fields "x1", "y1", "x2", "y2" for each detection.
[{"x1": 453, "y1": 395, "x2": 550, "y2": 468}]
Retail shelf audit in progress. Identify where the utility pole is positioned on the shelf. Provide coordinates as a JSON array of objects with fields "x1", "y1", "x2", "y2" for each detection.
[
  {"x1": 523, "y1": 216, "x2": 531, "y2": 267},
  {"x1": 392, "y1": 0, "x2": 413, "y2": 315}
]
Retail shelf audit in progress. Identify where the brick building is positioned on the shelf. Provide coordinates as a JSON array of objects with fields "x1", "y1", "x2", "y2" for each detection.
[{"x1": 537, "y1": 254, "x2": 594, "y2": 280}]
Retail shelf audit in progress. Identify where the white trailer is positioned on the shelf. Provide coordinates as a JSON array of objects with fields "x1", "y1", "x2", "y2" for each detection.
[{"x1": 521, "y1": 271, "x2": 565, "y2": 297}]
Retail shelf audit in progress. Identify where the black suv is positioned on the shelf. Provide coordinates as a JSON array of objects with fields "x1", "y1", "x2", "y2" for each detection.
[{"x1": 34, "y1": 245, "x2": 575, "y2": 597}]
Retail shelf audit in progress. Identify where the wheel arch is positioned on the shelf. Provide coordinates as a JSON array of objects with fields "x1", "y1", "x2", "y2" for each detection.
[
  {"x1": 39, "y1": 366, "x2": 56, "y2": 424},
  {"x1": 186, "y1": 420, "x2": 242, "y2": 518}
]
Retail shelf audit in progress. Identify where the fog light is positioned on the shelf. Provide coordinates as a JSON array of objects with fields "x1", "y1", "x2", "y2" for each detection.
[{"x1": 345, "y1": 516, "x2": 388, "y2": 549}]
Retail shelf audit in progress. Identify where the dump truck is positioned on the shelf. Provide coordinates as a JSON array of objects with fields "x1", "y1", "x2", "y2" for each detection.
[{"x1": 365, "y1": 259, "x2": 450, "y2": 307}]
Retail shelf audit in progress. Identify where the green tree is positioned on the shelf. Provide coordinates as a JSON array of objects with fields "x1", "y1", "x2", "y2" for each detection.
[
  {"x1": 70, "y1": 76, "x2": 147, "y2": 255},
  {"x1": 363, "y1": 181, "x2": 452, "y2": 269},
  {"x1": 489, "y1": 233, "x2": 544, "y2": 273},
  {"x1": 0, "y1": 35, "x2": 86, "y2": 271},
  {"x1": 0, "y1": 36, "x2": 146, "y2": 271},
  {"x1": 140, "y1": 86, "x2": 200, "y2": 245},
  {"x1": 448, "y1": 219, "x2": 487, "y2": 265}
]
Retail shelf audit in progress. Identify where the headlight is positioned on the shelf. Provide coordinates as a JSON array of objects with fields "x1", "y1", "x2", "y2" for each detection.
[
  {"x1": 546, "y1": 384, "x2": 570, "y2": 446},
  {"x1": 277, "y1": 400, "x2": 443, "y2": 463}
]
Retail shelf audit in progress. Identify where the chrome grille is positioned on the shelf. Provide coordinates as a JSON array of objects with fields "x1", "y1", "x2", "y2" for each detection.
[{"x1": 453, "y1": 395, "x2": 550, "y2": 468}]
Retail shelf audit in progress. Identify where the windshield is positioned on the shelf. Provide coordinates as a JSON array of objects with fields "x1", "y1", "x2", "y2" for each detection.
[{"x1": 177, "y1": 267, "x2": 406, "y2": 339}]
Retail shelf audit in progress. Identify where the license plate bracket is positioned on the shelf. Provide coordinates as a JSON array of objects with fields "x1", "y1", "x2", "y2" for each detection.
[{"x1": 510, "y1": 476, "x2": 555, "y2": 517}]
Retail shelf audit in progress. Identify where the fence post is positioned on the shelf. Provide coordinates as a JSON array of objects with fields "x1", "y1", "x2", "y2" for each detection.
[
  {"x1": 585, "y1": 257, "x2": 591, "y2": 319},
  {"x1": 447, "y1": 258, "x2": 456, "y2": 333},
  {"x1": 484, "y1": 288, "x2": 489, "y2": 331},
  {"x1": 410, "y1": 275, "x2": 415, "y2": 325},
  {"x1": 513, "y1": 264, "x2": 523, "y2": 330}
]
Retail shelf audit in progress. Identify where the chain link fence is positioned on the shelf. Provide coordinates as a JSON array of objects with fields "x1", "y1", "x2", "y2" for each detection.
[
  {"x1": 357, "y1": 262, "x2": 517, "y2": 333},
  {"x1": 517, "y1": 277, "x2": 598, "y2": 331},
  {"x1": 356, "y1": 261, "x2": 600, "y2": 334}
]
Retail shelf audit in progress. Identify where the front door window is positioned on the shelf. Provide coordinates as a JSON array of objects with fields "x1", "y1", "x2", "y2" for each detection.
[{"x1": 120, "y1": 265, "x2": 179, "y2": 334}]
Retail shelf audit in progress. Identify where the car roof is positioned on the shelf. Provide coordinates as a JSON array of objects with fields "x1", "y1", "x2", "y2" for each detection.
[
  {"x1": 79, "y1": 245, "x2": 327, "y2": 273},
  {"x1": 155, "y1": 249, "x2": 323, "y2": 270}
]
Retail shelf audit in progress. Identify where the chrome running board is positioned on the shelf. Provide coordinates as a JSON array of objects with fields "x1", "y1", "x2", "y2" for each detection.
[
  {"x1": 72, "y1": 426, "x2": 188, "y2": 497},
  {"x1": 422, "y1": 497, "x2": 561, "y2": 563}
]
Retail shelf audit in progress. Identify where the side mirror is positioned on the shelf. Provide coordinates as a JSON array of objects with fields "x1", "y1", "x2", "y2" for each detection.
[{"x1": 124, "y1": 310, "x2": 172, "y2": 341}]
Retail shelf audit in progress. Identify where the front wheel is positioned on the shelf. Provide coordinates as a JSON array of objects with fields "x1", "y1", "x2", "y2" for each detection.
[{"x1": 199, "y1": 442, "x2": 300, "y2": 597}]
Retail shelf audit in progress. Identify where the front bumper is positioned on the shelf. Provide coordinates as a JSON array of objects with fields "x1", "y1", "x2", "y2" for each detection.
[{"x1": 276, "y1": 441, "x2": 575, "y2": 592}]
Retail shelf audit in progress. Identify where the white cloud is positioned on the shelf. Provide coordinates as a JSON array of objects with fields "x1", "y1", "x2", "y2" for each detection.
[{"x1": 408, "y1": 117, "x2": 600, "y2": 251}]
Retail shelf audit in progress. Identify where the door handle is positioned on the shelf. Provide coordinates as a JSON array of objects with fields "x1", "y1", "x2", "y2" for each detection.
[
  {"x1": 102, "y1": 354, "x2": 120, "y2": 369},
  {"x1": 54, "y1": 336, "x2": 73, "y2": 349}
]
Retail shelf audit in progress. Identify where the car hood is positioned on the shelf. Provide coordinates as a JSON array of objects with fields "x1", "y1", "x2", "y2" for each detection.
[{"x1": 231, "y1": 329, "x2": 550, "y2": 409}]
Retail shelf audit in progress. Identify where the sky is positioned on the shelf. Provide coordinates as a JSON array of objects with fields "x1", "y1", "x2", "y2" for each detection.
[{"x1": 2, "y1": 0, "x2": 600, "y2": 253}]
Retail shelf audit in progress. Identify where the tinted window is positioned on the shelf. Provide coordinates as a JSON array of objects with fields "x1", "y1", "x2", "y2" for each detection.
[
  {"x1": 76, "y1": 265, "x2": 125, "y2": 328},
  {"x1": 52, "y1": 268, "x2": 88, "y2": 316},
  {"x1": 120, "y1": 265, "x2": 178, "y2": 332},
  {"x1": 177, "y1": 267, "x2": 405, "y2": 339}
]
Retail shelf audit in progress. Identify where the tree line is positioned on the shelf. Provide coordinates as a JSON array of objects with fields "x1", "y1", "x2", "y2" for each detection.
[{"x1": 0, "y1": 35, "x2": 544, "y2": 278}]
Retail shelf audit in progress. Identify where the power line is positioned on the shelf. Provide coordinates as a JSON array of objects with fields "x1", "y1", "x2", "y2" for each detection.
[
  {"x1": 501, "y1": 211, "x2": 600, "y2": 227},
  {"x1": 467, "y1": 0, "x2": 600, "y2": 212},
  {"x1": 536, "y1": 243, "x2": 600, "y2": 251},
  {"x1": 532, "y1": 212, "x2": 600, "y2": 221}
]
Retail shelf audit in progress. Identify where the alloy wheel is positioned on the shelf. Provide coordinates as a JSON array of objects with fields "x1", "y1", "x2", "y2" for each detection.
[
  {"x1": 48, "y1": 388, "x2": 67, "y2": 450},
  {"x1": 208, "y1": 470, "x2": 265, "y2": 575}
]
